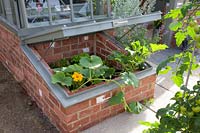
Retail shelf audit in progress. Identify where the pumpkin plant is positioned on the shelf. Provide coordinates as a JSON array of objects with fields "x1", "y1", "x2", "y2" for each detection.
[
  {"x1": 51, "y1": 55, "x2": 116, "y2": 91},
  {"x1": 51, "y1": 54, "x2": 142, "y2": 112},
  {"x1": 141, "y1": 1, "x2": 200, "y2": 132}
]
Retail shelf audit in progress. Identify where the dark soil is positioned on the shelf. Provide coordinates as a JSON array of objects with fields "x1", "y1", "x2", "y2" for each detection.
[{"x1": 0, "y1": 63, "x2": 59, "y2": 133}]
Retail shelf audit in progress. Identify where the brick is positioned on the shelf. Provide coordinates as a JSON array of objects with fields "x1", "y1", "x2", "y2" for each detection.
[
  {"x1": 50, "y1": 109, "x2": 61, "y2": 124},
  {"x1": 73, "y1": 116, "x2": 90, "y2": 128},
  {"x1": 45, "y1": 97, "x2": 55, "y2": 109},
  {"x1": 98, "y1": 108, "x2": 111, "y2": 121},
  {"x1": 79, "y1": 105, "x2": 101, "y2": 118},
  {"x1": 140, "y1": 74, "x2": 156, "y2": 86},
  {"x1": 101, "y1": 101, "x2": 110, "y2": 110},
  {"x1": 64, "y1": 113, "x2": 78, "y2": 123},
  {"x1": 66, "y1": 124, "x2": 74, "y2": 131},
  {"x1": 54, "y1": 46, "x2": 70, "y2": 54},
  {"x1": 61, "y1": 100, "x2": 89, "y2": 115},
  {"x1": 111, "y1": 104, "x2": 124, "y2": 114},
  {"x1": 49, "y1": 93, "x2": 60, "y2": 107},
  {"x1": 78, "y1": 43, "x2": 87, "y2": 49},
  {"x1": 71, "y1": 44, "x2": 78, "y2": 49},
  {"x1": 100, "y1": 49, "x2": 110, "y2": 56},
  {"x1": 45, "y1": 54, "x2": 62, "y2": 63}
]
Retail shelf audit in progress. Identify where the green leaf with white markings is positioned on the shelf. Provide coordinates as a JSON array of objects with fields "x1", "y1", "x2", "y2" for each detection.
[{"x1": 121, "y1": 72, "x2": 139, "y2": 88}]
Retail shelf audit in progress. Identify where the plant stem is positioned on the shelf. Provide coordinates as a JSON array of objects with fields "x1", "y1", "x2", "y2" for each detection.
[
  {"x1": 185, "y1": 45, "x2": 196, "y2": 87},
  {"x1": 123, "y1": 97, "x2": 132, "y2": 111},
  {"x1": 76, "y1": 78, "x2": 124, "y2": 90}
]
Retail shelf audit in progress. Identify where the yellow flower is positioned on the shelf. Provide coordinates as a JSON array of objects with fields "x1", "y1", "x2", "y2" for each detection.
[{"x1": 72, "y1": 72, "x2": 83, "y2": 82}]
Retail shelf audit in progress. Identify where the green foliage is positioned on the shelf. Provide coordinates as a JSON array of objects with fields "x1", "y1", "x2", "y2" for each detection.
[
  {"x1": 127, "y1": 102, "x2": 143, "y2": 114},
  {"x1": 49, "y1": 58, "x2": 70, "y2": 68},
  {"x1": 121, "y1": 72, "x2": 139, "y2": 88},
  {"x1": 169, "y1": 22, "x2": 183, "y2": 31},
  {"x1": 115, "y1": 25, "x2": 161, "y2": 48},
  {"x1": 51, "y1": 72, "x2": 72, "y2": 86},
  {"x1": 109, "y1": 41, "x2": 168, "y2": 71},
  {"x1": 112, "y1": 0, "x2": 141, "y2": 18},
  {"x1": 79, "y1": 55, "x2": 103, "y2": 69},
  {"x1": 175, "y1": 32, "x2": 187, "y2": 47},
  {"x1": 108, "y1": 41, "x2": 167, "y2": 114},
  {"x1": 112, "y1": 0, "x2": 156, "y2": 18},
  {"x1": 51, "y1": 54, "x2": 115, "y2": 91},
  {"x1": 143, "y1": 1, "x2": 200, "y2": 132},
  {"x1": 51, "y1": 53, "x2": 143, "y2": 113},
  {"x1": 109, "y1": 91, "x2": 124, "y2": 105},
  {"x1": 150, "y1": 44, "x2": 168, "y2": 52},
  {"x1": 143, "y1": 83, "x2": 200, "y2": 132},
  {"x1": 71, "y1": 53, "x2": 90, "y2": 64}
]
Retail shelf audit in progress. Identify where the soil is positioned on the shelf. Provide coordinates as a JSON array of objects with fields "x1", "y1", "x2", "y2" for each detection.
[{"x1": 0, "y1": 63, "x2": 58, "y2": 133}]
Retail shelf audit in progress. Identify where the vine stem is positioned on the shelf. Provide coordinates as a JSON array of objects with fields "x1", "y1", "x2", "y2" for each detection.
[
  {"x1": 76, "y1": 78, "x2": 124, "y2": 90},
  {"x1": 185, "y1": 44, "x2": 196, "y2": 87},
  {"x1": 76, "y1": 76, "x2": 133, "y2": 111}
]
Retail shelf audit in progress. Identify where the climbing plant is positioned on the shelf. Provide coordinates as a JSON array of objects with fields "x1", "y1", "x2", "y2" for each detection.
[{"x1": 141, "y1": 1, "x2": 200, "y2": 132}]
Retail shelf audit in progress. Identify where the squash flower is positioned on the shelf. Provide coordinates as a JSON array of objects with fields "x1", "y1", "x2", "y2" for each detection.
[{"x1": 72, "y1": 72, "x2": 83, "y2": 82}]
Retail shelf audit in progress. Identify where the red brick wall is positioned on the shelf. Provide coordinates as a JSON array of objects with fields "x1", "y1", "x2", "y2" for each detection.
[
  {"x1": 0, "y1": 22, "x2": 156, "y2": 133},
  {"x1": 30, "y1": 34, "x2": 95, "y2": 64}
]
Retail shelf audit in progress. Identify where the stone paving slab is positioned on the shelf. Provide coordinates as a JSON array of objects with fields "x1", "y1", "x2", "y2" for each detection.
[
  {"x1": 82, "y1": 107, "x2": 157, "y2": 133},
  {"x1": 148, "y1": 84, "x2": 174, "y2": 112}
]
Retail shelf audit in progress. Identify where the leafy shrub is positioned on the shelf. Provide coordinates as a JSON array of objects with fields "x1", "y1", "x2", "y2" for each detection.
[{"x1": 142, "y1": 1, "x2": 200, "y2": 132}]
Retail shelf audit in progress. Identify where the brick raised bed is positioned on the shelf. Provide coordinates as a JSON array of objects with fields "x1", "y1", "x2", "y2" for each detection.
[{"x1": 0, "y1": 22, "x2": 156, "y2": 133}]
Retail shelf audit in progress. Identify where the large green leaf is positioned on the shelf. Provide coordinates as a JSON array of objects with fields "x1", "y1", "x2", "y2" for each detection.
[
  {"x1": 169, "y1": 22, "x2": 183, "y2": 31},
  {"x1": 156, "y1": 56, "x2": 174, "y2": 75},
  {"x1": 80, "y1": 69, "x2": 90, "y2": 78},
  {"x1": 187, "y1": 26, "x2": 196, "y2": 39},
  {"x1": 104, "y1": 67, "x2": 115, "y2": 78},
  {"x1": 51, "y1": 72, "x2": 72, "y2": 86},
  {"x1": 150, "y1": 44, "x2": 168, "y2": 53},
  {"x1": 159, "y1": 66, "x2": 172, "y2": 75},
  {"x1": 109, "y1": 91, "x2": 124, "y2": 105},
  {"x1": 164, "y1": 9, "x2": 183, "y2": 19},
  {"x1": 196, "y1": 11, "x2": 200, "y2": 16},
  {"x1": 63, "y1": 64, "x2": 83, "y2": 73},
  {"x1": 121, "y1": 72, "x2": 139, "y2": 88},
  {"x1": 171, "y1": 74, "x2": 183, "y2": 87},
  {"x1": 94, "y1": 66, "x2": 106, "y2": 78},
  {"x1": 127, "y1": 102, "x2": 143, "y2": 114},
  {"x1": 181, "y1": 4, "x2": 193, "y2": 17},
  {"x1": 79, "y1": 55, "x2": 103, "y2": 69},
  {"x1": 175, "y1": 32, "x2": 186, "y2": 47},
  {"x1": 156, "y1": 108, "x2": 169, "y2": 119}
]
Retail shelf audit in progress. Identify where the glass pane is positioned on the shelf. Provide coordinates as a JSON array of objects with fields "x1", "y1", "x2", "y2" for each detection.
[
  {"x1": 0, "y1": 0, "x2": 5, "y2": 17},
  {"x1": 0, "y1": 0, "x2": 3, "y2": 15},
  {"x1": 49, "y1": 0, "x2": 71, "y2": 24},
  {"x1": 93, "y1": 0, "x2": 109, "y2": 18},
  {"x1": 72, "y1": 0, "x2": 91, "y2": 21},
  {"x1": 25, "y1": 0, "x2": 50, "y2": 26}
]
